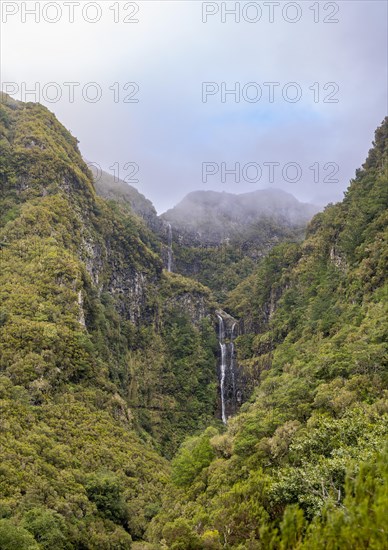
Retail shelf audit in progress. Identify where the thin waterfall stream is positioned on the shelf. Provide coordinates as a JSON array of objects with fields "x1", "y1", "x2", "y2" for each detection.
[{"x1": 167, "y1": 223, "x2": 173, "y2": 272}]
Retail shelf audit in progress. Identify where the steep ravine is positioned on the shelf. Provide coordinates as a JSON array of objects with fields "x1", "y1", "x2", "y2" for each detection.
[{"x1": 0, "y1": 94, "x2": 386, "y2": 549}]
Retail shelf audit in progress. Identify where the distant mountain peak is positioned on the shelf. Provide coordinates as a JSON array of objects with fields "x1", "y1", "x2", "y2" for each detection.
[{"x1": 161, "y1": 188, "x2": 319, "y2": 245}]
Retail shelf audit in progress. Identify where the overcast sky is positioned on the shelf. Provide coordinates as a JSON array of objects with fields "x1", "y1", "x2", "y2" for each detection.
[{"x1": 1, "y1": 1, "x2": 387, "y2": 213}]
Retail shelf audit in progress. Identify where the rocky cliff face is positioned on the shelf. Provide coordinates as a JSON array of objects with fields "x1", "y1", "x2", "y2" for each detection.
[{"x1": 164, "y1": 289, "x2": 212, "y2": 326}]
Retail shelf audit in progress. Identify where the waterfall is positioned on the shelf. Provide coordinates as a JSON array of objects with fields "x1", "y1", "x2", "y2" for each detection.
[
  {"x1": 167, "y1": 223, "x2": 173, "y2": 272},
  {"x1": 216, "y1": 313, "x2": 240, "y2": 424},
  {"x1": 217, "y1": 314, "x2": 227, "y2": 424},
  {"x1": 219, "y1": 343, "x2": 227, "y2": 424}
]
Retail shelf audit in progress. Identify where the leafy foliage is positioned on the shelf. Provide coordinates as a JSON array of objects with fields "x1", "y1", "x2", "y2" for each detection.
[
  {"x1": 149, "y1": 117, "x2": 388, "y2": 548},
  {"x1": 0, "y1": 94, "x2": 218, "y2": 546},
  {"x1": 0, "y1": 94, "x2": 386, "y2": 548}
]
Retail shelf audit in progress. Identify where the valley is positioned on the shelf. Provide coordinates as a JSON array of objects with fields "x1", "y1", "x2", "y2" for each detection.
[{"x1": 0, "y1": 93, "x2": 387, "y2": 549}]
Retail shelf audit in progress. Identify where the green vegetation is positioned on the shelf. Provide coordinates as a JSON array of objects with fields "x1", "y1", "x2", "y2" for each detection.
[
  {"x1": 0, "y1": 95, "x2": 219, "y2": 546},
  {"x1": 148, "y1": 117, "x2": 388, "y2": 548},
  {"x1": 170, "y1": 220, "x2": 306, "y2": 303},
  {"x1": 0, "y1": 92, "x2": 386, "y2": 548}
]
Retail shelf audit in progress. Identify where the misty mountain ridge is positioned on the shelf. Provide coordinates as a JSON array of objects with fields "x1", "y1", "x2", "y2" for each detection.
[
  {"x1": 161, "y1": 188, "x2": 319, "y2": 245},
  {"x1": 88, "y1": 165, "x2": 319, "y2": 244}
]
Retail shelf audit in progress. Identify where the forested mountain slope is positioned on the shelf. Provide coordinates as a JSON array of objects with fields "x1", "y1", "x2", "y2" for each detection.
[
  {"x1": 0, "y1": 94, "x2": 220, "y2": 547},
  {"x1": 88, "y1": 164, "x2": 161, "y2": 233},
  {"x1": 149, "y1": 118, "x2": 388, "y2": 549}
]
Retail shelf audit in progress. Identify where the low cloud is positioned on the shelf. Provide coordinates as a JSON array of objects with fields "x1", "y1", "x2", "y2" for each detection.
[{"x1": 1, "y1": 0, "x2": 387, "y2": 212}]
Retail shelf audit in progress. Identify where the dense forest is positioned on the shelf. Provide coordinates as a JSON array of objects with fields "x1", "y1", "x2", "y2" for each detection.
[{"x1": 0, "y1": 93, "x2": 387, "y2": 549}]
